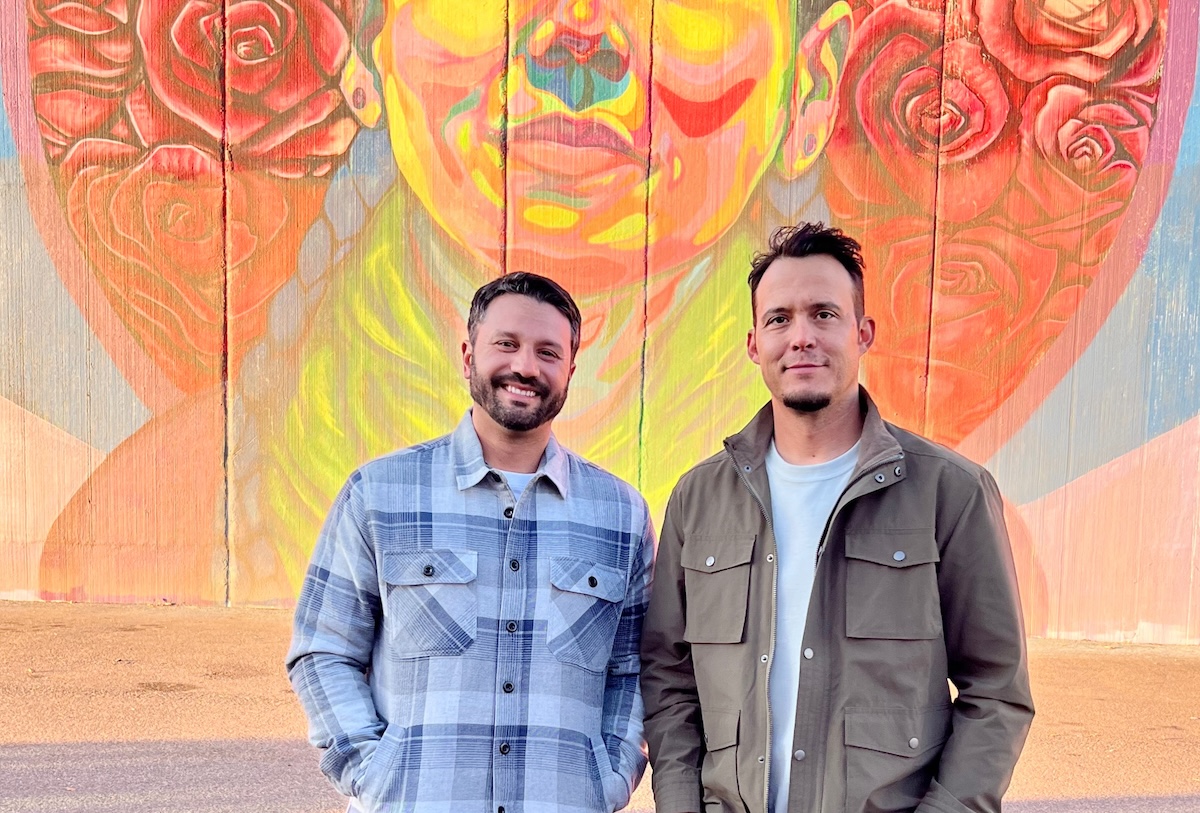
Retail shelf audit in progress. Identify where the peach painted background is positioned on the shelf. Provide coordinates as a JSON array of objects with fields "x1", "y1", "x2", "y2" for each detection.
[{"x1": 1, "y1": 0, "x2": 1197, "y2": 643}]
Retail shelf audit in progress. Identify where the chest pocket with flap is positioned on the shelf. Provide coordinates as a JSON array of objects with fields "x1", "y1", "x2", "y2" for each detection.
[
  {"x1": 845, "y1": 530, "x2": 941, "y2": 640},
  {"x1": 682, "y1": 535, "x2": 756, "y2": 644}
]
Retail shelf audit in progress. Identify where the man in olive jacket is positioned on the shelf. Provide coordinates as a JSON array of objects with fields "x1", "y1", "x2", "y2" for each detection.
[{"x1": 640, "y1": 223, "x2": 1034, "y2": 813}]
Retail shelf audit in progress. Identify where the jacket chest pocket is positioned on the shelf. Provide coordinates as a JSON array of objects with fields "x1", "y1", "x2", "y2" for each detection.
[
  {"x1": 844, "y1": 531, "x2": 941, "y2": 640},
  {"x1": 547, "y1": 556, "x2": 626, "y2": 673},
  {"x1": 381, "y1": 548, "x2": 478, "y2": 657},
  {"x1": 682, "y1": 535, "x2": 755, "y2": 644}
]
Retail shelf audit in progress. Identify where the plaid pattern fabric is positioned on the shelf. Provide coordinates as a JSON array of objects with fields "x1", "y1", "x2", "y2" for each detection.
[{"x1": 287, "y1": 412, "x2": 654, "y2": 813}]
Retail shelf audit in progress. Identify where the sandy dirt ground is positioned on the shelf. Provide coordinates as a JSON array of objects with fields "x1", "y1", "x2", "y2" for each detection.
[{"x1": 1, "y1": 601, "x2": 1198, "y2": 811}]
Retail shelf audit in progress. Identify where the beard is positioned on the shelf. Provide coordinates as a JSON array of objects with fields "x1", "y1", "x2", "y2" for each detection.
[
  {"x1": 782, "y1": 392, "x2": 832, "y2": 413},
  {"x1": 469, "y1": 361, "x2": 568, "y2": 432}
]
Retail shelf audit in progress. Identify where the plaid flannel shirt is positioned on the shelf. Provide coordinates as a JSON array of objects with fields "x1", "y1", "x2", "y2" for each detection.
[{"x1": 287, "y1": 412, "x2": 654, "y2": 813}]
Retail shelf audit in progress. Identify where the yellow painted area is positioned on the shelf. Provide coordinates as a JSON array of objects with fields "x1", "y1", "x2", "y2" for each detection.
[
  {"x1": 411, "y1": 0, "x2": 506, "y2": 58},
  {"x1": 571, "y1": 0, "x2": 594, "y2": 23},
  {"x1": 589, "y1": 213, "x2": 647, "y2": 248},
  {"x1": 471, "y1": 169, "x2": 504, "y2": 209},
  {"x1": 524, "y1": 204, "x2": 582, "y2": 230},
  {"x1": 659, "y1": 4, "x2": 727, "y2": 55}
]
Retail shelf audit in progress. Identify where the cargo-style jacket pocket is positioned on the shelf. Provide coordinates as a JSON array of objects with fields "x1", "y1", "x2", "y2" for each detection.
[
  {"x1": 844, "y1": 705, "x2": 952, "y2": 813},
  {"x1": 547, "y1": 556, "x2": 625, "y2": 673},
  {"x1": 700, "y1": 707, "x2": 745, "y2": 813},
  {"x1": 682, "y1": 535, "x2": 755, "y2": 644},
  {"x1": 381, "y1": 548, "x2": 478, "y2": 657},
  {"x1": 845, "y1": 531, "x2": 941, "y2": 640}
]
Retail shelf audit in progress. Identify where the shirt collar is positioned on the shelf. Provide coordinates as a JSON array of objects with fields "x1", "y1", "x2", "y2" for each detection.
[{"x1": 451, "y1": 410, "x2": 570, "y2": 498}]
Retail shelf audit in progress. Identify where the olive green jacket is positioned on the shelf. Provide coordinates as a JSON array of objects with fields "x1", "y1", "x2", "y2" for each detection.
[{"x1": 640, "y1": 391, "x2": 1034, "y2": 813}]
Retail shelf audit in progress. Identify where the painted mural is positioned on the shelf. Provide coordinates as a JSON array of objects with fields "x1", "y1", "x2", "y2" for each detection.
[{"x1": 1, "y1": 0, "x2": 1197, "y2": 643}]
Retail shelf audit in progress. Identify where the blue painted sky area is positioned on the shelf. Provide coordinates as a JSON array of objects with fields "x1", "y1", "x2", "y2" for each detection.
[
  {"x1": 991, "y1": 51, "x2": 1200, "y2": 504},
  {"x1": 0, "y1": 63, "x2": 16, "y2": 158}
]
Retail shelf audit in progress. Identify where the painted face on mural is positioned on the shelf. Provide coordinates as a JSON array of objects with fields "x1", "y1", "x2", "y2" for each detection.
[
  {"x1": 748, "y1": 255, "x2": 874, "y2": 415},
  {"x1": 376, "y1": 0, "x2": 843, "y2": 292},
  {"x1": 464, "y1": 294, "x2": 576, "y2": 433}
]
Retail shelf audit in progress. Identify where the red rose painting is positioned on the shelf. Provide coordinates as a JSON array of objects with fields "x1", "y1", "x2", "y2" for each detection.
[{"x1": 25, "y1": 0, "x2": 360, "y2": 392}]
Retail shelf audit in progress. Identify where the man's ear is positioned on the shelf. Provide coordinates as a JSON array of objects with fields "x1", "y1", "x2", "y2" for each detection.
[
  {"x1": 747, "y1": 329, "x2": 761, "y2": 366},
  {"x1": 779, "y1": 1, "x2": 855, "y2": 178},
  {"x1": 462, "y1": 340, "x2": 473, "y2": 381}
]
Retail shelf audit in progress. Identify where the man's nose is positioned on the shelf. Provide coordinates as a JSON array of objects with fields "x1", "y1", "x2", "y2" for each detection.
[
  {"x1": 522, "y1": 0, "x2": 632, "y2": 112},
  {"x1": 790, "y1": 323, "x2": 817, "y2": 350},
  {"x1": 509, "y1": 346, "x2": 541, "y2": 378}
]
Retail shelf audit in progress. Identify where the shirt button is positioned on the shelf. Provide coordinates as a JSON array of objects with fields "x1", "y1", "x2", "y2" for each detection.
[
  {"x1": 510, "y1": 559, "x2": 520, "y2": 571},
  {"x1": 893, "y1": 551, "x2": 907, "y2": 562},
  {"x1": 498, "y1": 808, "x2": 505, "y2": 813},
  {"x1": 503, "y1": 507, "x2": 514, "y2": 519},
  {"x1": 499, "y1": 742, "x2": 510, "y2": 755},
  {"x1": 757, "y1": 756, "x2": 765, "y2": 764},
  {"x1": 506, "y1": 621, "x2": 517, "y2": 633},
  {"x1": 766, "y1": 553, "x2": 774, "y2": 563},
  {"x1": 588, "y1": 575, "x2": 598, "y2": 587},
  {"x1": 705, "y1": 556, "x2": 716, "y2": 567},
  {"x1": 895, "y1": 466, "x2": 902, "y2": 476},
  {"x1": 760, "y1": 654, "x2": 768, "y2": 663},
  {"x1": 793, "y1": 749, "x2": 806, "y2": 761},
  {"x1": 422, "y1": 564, "x2": 435, "y2": 577},
  {"x1": 909, "y1": 737, "x2": 920, "y2": 749},
  {"x1": 875, "y1": 473, "x2": 886, "y2": 483},
  {"x1": 503, "y1": 681, "x2": 514, "y2": 693},
  {"x1": 803, "y1": 648, "x2": 814, "y2": 660}
]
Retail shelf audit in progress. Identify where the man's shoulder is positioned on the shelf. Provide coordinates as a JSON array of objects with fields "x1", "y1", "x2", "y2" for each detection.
[
  {"x1": 561, "y1": 447, "x2": 649, "y2": 512},
  {"x1": 887, "y1": 422, "x2": 993, "y2": 488},
  {"x1": 354, "y1": 434, "x2": 454, "y2": 480},
  {"x1": 670, "y1": 448, "x2": 738, "y2": 501}
]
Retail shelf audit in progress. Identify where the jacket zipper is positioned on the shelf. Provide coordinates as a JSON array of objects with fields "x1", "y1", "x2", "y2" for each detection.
[
  {"x1": 729, "y1": 448, "x2": 904, "y2": 813},
  {"x1": 726, "y1": 447, "x2": 777, "y2": 813}
]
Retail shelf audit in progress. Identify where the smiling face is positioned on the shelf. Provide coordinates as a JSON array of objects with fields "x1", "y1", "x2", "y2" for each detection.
[
  {"x1": 748, "y1": 254, "x2": 874, "y2": 415},
  {"x1": 376, "y1": 0, "x2": 796, "y2": 291},
  {"x1": 463, "y1": 293, "x2": 576, "y2": 434}
]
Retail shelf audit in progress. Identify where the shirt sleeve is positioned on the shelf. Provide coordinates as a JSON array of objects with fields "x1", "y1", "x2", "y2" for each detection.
[
  {"x1": 917, "y1": 468, "x2": 1035, "y2": 813},
  {"x1": 285, "y1": 471, "x2": 386, "y2": 799},
  {"x1": 599, "y1": 502, "x2": 655, "y2": 812}
]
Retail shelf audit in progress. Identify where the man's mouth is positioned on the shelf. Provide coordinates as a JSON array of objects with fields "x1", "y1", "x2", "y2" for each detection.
[{"x1": 502, "y1": 383, "x2": 542, "y2": 399}]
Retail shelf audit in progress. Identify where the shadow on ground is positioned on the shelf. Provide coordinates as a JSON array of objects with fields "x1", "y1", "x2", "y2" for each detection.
[{"x1": 2, "y1": 739, "x2": 1198, "y2": 813}]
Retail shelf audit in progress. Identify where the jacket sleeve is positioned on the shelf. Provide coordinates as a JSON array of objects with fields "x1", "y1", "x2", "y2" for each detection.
[
  {"x1": 285, "y1": 472, "x2": 385, "y2": 799},
  {"x1": 599, "y1": 505, "x2": 656, "y2": 812},
  {"x1": 639, "y1": 489, "x2": 705, "y2": 813},
  {"x1": 918, "y1": 469, "x2": 1035, "y2": 813}
]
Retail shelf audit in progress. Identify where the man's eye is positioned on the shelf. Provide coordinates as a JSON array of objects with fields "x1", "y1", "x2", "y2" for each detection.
[
  {"x1": 539, "y1": 350, "x2": 559, "y2": 359},
  {"x1": 816, "y1": 311, "x2": 835, "y2": 320},
  {"x1": 767, "y1": 315, "x2": 787, "y2": 326}
]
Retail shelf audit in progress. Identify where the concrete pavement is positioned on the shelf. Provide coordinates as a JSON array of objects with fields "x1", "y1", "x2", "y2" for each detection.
[{"x1": 1, "y1": 602, "x2": 1197, "y2": 812}]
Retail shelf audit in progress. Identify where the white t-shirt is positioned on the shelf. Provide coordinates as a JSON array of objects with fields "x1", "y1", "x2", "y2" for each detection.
[
  {"x1": 498, "y1": 470, "x2": 536, "y2": 503},
  {"x1": 765, "y1": 439, "x2": 858, "y2": 813}
]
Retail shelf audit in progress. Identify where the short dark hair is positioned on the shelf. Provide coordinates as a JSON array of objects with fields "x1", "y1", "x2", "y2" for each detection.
[
  {"x1": 468, "y1": 272, "x2": 582, "y2": 357},
  {"x1": 748, "y1": 222, "x2": 866, "y2": 320}
]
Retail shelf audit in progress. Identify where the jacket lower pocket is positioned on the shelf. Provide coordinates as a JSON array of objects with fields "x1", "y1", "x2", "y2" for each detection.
[
  {"x1": 700, "y1": 707, "x2": 747, "y2": 813},
  {"x1": 843, "y1": 705, "x2": 951, "y2": 813}
]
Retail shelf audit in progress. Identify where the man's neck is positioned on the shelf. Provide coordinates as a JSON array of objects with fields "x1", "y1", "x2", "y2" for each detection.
[
  {"x1": 770, "y1": 393, "x2": 864, "y2": 466},
  {"x1": 471, "y1": 409, "x2": 551, "y2": 473}
]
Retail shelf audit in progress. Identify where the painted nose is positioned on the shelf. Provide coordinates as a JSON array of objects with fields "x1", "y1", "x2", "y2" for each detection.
[{"x1": 524, "y1": 4, "x2": 631, "y2": 111}]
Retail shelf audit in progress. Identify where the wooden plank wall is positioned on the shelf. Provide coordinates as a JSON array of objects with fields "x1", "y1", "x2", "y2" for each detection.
[{"x1": 0, "y1": 0, "x2": 1197, "y2": 642}]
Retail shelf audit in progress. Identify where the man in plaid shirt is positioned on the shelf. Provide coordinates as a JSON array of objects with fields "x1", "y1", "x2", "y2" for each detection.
[{"x1": 287, "y1": 272, "x2": 655, "y2": 813}]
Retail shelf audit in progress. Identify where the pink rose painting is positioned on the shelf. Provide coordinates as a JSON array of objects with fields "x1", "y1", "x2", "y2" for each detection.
[{"x1": 26, "y1": 0, "x2": 360, "y2": 392}]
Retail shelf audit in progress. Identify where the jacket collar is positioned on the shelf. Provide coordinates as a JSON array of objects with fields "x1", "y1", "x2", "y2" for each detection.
[
  {"x1": 724, "y1": 387, "x2": 903, "y2": 479},
  {"x1": 451, "y1": 410, "x2": 570, "y2": 498}
]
